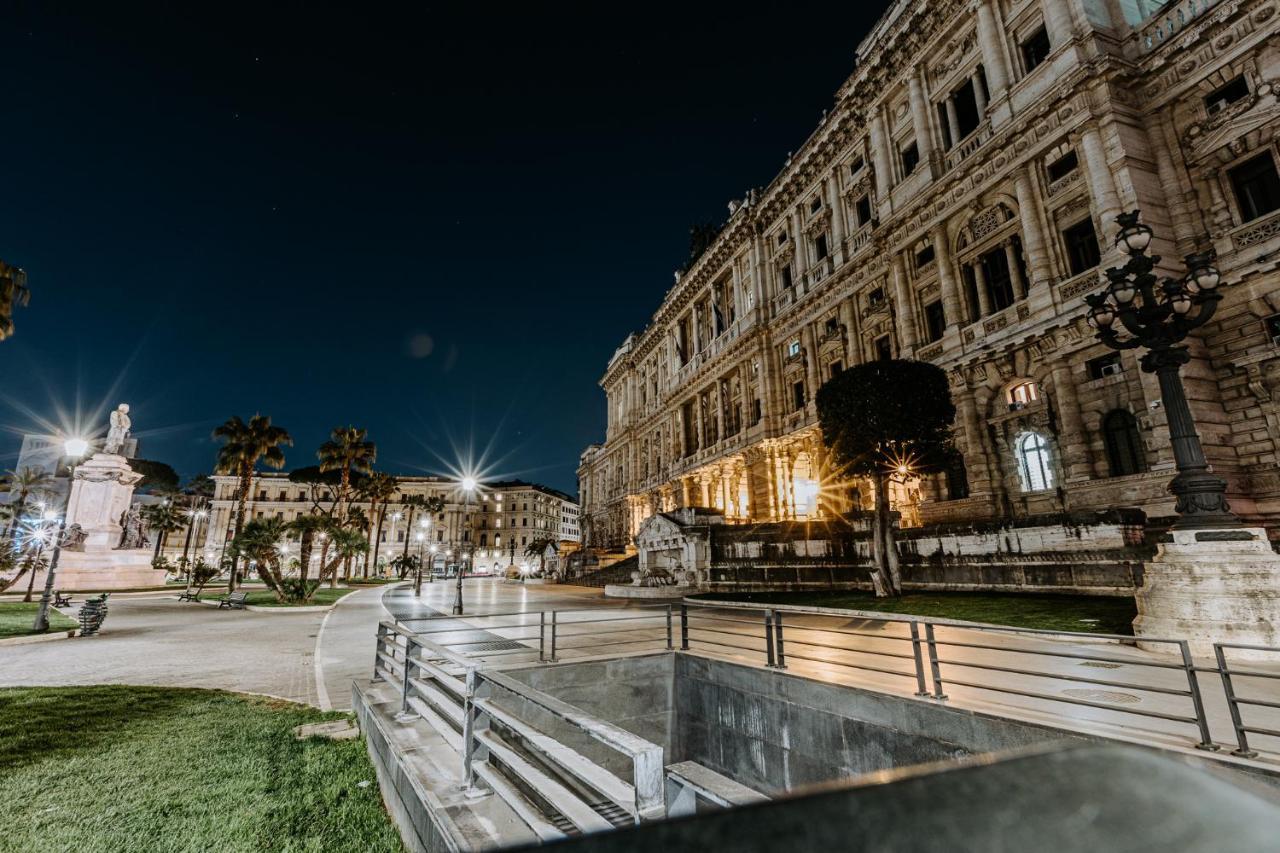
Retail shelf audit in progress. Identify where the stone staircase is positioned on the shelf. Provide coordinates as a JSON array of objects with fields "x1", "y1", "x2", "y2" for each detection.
[{"x1": 572, "y1": 555, "x2": 639, "y2": 589}]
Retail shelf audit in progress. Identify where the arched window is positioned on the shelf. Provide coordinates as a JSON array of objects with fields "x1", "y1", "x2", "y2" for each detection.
[
  {"x1": 1007, "y1": 381, "x2": 1039, "y2": 408},
  {"x1": 1103, "y1": 409, "x2": 1146, "y2": 477},
  {"x1": 1015, "y1": 431, "x2": 1055, "y2": 492}
]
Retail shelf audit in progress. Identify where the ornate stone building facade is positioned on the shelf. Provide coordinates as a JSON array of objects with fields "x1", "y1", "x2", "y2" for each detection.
[{"x1": 579, "y1": 0, "x2": 1280, "y2": 550}]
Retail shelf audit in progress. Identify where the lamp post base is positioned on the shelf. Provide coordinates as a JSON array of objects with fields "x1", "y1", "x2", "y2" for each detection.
[{"x1": 1135, "y1": 527, "x2": 1280, "y2": 660}]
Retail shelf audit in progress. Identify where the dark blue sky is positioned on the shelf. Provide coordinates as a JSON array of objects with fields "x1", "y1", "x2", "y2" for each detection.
[{"x1": 0, "y1": 2, "x2": 888, "y2": 494}]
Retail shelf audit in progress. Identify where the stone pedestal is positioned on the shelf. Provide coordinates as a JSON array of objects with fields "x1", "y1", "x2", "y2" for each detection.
[
  {"x1": 46, "y1": 453, "x2": 168, "y2": 591},
  {"x1": 1134, "y1": 528, "x2": 1280, "y2": 659}
]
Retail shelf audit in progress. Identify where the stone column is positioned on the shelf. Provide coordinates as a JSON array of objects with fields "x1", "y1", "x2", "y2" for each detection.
[
  {"x1": 1013, "y1": 168, "x2": 1053, "y2": 287},
  {"x1": 972, "y1": 69, "x2": 988, "y2": 114},
  {"x1": 1078, "y1": 126, "x2": 1123, "y2": 242},
  {"x1": 908, "y1": 69, "x2": 935, "y2": 169},
  {"x1": 945, "y1": 97, "x2": 962, "y2": 148},
  {"x1": 1154, "y1": 109, "x2": 1199, "y2": 253},
  {"x1": 956, "y1": 388, "x2": 997, "y2": 503},
  {"x1": 803, "y1": 323, "x2": 821, "y2": 403},
  {"x1": 891, "y1": 254, "x2": 918, "y2": 351},
  {"x1": 972, "y1": 259, "x2": 992, "y2": 316},
  {"x1": 870, "y1": 109, "x2": 894, "y2": 197},
  {"x1": 1051, "y1": 361, "x2": 1092, "y2": 483},
  {"x1": 974, "y1": 0, "x2": 1009, "y2": 97},
  {"x1": 933, "y1": 222, "x2": 962, "y2": 331},
  {"x1": 1005, "y1": 240, "x2": 1027, "y2": 299},
  {"x1": 1043, "y1": 0, "x2": 1076, "y2": 49},
  {"x1": 827, "y1": 172, "x2": 846, "y2": 260},
  {"x1": 838, "y1": 297, "x2": 859, "y2": 366}
]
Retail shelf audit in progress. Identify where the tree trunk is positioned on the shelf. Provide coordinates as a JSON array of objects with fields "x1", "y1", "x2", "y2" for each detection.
[
  {"x1": 298, "y1": 529, "x2": 313, "y2": 591},
  {"x1": 401, "y1": 506, "x2": 415, "y2": 560},
  {"x1": 0, "y1": 564, "x2": 30, "y2": 594},
  {"x1": 22, "y1": 554, "x2": 40, "y2": 602},
  {"x1": 370, "y1": 504, "x2": 385, "y2": 578},
  {"x1": 871, "y1": 472, "x2": 901, "y2": 597},
  {"x1": 229, "y1": 468, "x2": 251, "y2": 592}
]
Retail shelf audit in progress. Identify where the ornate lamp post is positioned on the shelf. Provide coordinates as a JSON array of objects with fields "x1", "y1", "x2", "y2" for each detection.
[
  {"x1": 32, "y1": 436, "x2": 89, "y2": 632},
  {"x1": 1084, "y1": 210, "x2": 1237, "y2": 529},
  {"x1": 413, "y1": 531, "x2": 425, "y2": 596},
  {"x1": 452, "y1": 476, "x2": 478, "y2": 616}
]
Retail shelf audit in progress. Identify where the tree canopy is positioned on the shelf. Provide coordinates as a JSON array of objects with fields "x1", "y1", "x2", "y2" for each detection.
[
  {"x1": 815, "y1": 358, "x2": 957, "y2": 479},
  {"x1": 128, "y1": 459, "x2": 181, "y2": 493}
]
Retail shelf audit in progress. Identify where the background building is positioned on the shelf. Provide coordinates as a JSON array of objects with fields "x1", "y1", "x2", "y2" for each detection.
[{"x1": 579, "y1": 0, "x2": 1280, "y2": 551}]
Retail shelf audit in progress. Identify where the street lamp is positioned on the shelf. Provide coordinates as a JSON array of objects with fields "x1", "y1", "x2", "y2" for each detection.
[
  {"x1": 414, "y1": 531, "x2": 426, "y2": 596},
  {"x1": 33, "y1": 436, "x2": 89, "y2": 632},
  {"x1": 453, "y1": 477, "x2": 479, "y2": 615},
  {"x1": 1084, "y1": 209, "x2": 1236, "y2": 529},
  {"x1": 181, "y1": 507, "x2": 209, "y2": 596}
]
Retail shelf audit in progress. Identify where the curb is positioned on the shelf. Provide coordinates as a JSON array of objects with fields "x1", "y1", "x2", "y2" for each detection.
[
  {"x1": 0, "y1": 628, "x2": 79, "y2": 646},
  {"x1": 190, "y1": 597, "x2": 340, "y2": 613}
]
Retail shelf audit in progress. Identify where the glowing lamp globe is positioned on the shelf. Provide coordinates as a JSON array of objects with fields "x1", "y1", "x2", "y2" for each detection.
[{"x1": 64, "y1": 437, "x2": 89, "y2": 458}]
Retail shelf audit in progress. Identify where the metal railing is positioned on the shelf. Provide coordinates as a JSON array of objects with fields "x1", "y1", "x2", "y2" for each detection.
[
  {"x1": 384, "y1": 602, "x2": 1280, "y2": 764},
  {"x1": 372, "y1": 621, "x2": 664, "y2": 833}
]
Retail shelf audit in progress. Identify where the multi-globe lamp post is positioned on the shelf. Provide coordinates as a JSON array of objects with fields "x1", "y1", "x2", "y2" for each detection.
[
  {"x1": 32, "y1": 436, "x2": 89, "y2": 632},
  {"x1": 1084, "y1": 210, "x2": 1237, "y2": 529},
  {"x1": 453, "y1": 476, "x2": 478, "y2": 616}
]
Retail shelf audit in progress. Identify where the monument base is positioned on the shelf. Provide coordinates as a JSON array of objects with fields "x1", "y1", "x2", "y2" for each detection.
[
  {"x1": 33, "y1": 549, "x2": 169, "y2": 592},
  {"x1": 1134, "y1": 527, "x2": 1280, "y2": 660}
]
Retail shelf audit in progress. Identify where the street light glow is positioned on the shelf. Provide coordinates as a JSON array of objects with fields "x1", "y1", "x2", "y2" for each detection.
[
  {"x1": 63, "y1": 437, "x2": 89, "y2": 458},
  {"x1": 461, "y1": 476, "x2": 477, "y2": 492}
]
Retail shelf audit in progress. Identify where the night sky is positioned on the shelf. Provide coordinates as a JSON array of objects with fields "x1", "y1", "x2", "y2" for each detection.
[{"x1": 0, "y1": 2, "x2": 889, "y2": 494}]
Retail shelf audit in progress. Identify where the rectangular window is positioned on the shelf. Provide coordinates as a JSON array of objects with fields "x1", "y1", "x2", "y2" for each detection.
[
  {"x1": 1063, "y1": 218, "x2": 1101, "y2": 275},
  {"x1": 924, "y1": 300, "x2": 946, "y2": 343},
  {"x1": 824, "y1": 316, "x2": 839, "y2": 334},
  {"x1": 815, "y1": 233, "x2": 829, "y2": 260},
  {"x1": 952, "y1": 79, "x2": 980, "y2": 139},
  {"x1": 829, "y1": 360, "x2": 843, "y2": 378},
  {"x1": 962, "y1": 264, "x2": 980, "y2": 322},
  {"x1": 788, "y1": 339, "x2": 801, "y2": 357},
  {"x1": 875, "y1": 335, "x2": 893, "y2": 361},
  {"x1": 981, "y1": 248, "x2": 1015, "y2": 312},
  {"x1": 915, "y1": 245, "x2": 935, "y2": 269},
  {"x1": 1205, "y1": 76, "x2": 1249, "y2": 114},
  {"x1": 867, "y1": 287, "x2": 885, "y2": 308},
  {"x1": 809, "y1": 196, "x2": 822, "y2": 213},
  {"x1": 751, "y1": 398, "x2": 762, "y2": 425},
  {"x1": 1020, "y1": 25, "x2": 1051, "y2": 73},
  {"x1": 780, "y1": 264, "x2": 793, "y2": 289},
  {"x1": 855, "y1": 195, "x2": 873, "y2": 227},
  {"x1": 792, "y1": 381, "x2": 806, "y2": 412},
  {"x1": 1087, "y1": 353, "x2": 1123, "y2": 380},
  {"x1": 777, "y1": 231, "x2": 788, "y2": 245},
  {"x1": 849, "y1": 156, "x2": 864, "y2": 176},
  {"x1": 1046, "y1": 150, "x2": 1078, "y2": 183},
  {"x1": 900, "y1": 141, "x2": 920, "y2": 177},
  {"x1": 1229, "y1": 154, "x2": 1280, "y2": 222}
]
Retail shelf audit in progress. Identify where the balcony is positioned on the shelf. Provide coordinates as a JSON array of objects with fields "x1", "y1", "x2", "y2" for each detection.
[
  {"x1": 804, "y1": 256, "x2": 833, "y2": 289},
  {"x1": 1056, "y1": 267, "x2": 1104, "y2": 304},
  {"x1": 1230, "y1": 209, "x2": 1280, "y2": 251},
  {"x1": 944, "y1": 119, "x2": 992, "y2": 172},
  {"x1": 1138, "y1": 0, "x2": 1220, "y2": 53}
]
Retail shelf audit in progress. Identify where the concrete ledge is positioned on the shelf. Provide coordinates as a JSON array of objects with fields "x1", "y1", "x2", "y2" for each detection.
[
  {"x1": 0, "y1": 628, "x2": 78, "y2": 646},
  {"x1": 605, "y1": 584, "x2": 692, "y2": 599}
]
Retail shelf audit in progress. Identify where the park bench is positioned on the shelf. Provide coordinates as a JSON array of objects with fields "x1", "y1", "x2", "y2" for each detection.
[
  {"x1": 177, "y1": 590, "x2": 201, "y2": 602},
  {"x1": 53, "y1": 592, "x2": 73, "y2": 608},
  {"x1": 217, "y1": 591, "x2": 249, "y2": 610}
]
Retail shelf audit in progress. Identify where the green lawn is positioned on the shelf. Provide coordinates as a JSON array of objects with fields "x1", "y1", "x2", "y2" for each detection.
[
  {"x1": 0, "y1": 686, "x2": 403, "y2": 852},
  {"x1": 691, "y1": 590, "x2": 1138, "y2": 635},
  {"x1": 238, "y1": 587, "x2": 358, "y2": 608},
  {"x1": 0, "y1": 601, "x2": 78, "y2": 640}
]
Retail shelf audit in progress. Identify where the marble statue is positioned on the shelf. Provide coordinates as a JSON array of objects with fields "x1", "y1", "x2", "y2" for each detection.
[
  {"x1": 62, "y1": 524, "x2": 87, "y2": 552},
  {"x1": 104, "y1": 403, "x2": 131, "y2": 455},
  {"x1": 116, "y1": 507, "x2": 148, "y2": 550}
]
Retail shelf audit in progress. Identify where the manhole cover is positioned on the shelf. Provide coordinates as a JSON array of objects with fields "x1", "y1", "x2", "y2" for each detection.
[
  {"x1": 1062, "y1": 688, "x2": 1141, "y2": 704},
  {"x1": 1079, "y1": 661, "x2": 1121, "y2": 669}
]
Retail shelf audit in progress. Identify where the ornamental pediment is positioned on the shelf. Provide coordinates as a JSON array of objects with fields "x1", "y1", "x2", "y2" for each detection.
[{"x1": 1184, "y1": 84, "x2": 1280, "y2": 161}]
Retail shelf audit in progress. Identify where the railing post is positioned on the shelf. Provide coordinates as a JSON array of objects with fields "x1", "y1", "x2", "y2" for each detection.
[
  {"x1": 1179, "y1": 641, "x2": 1219, "y2": 751},
  {"x1": 925, "y1": 623, "x2": 947, "y2": 700},
  {"x1": 1214, "y1": 644, "x2": 1257, "y2": 758},
  {"x1": 372, "y1": 623, "x2": 386, "y2": 681},
  {"x1": 679, "y1": 604, "x2": 690, "y2": 650},
  {"x1": 400, "y1": 638, "x2": 416, "y2": 716},
  {"x1": 462, "y1": 666, "x2": 491, "y2": 791},
  {"x1": 539, "y1": 611, "x2": 547, "y2": 662},
  {"x1": 764, "y1": 612, "x2": 776, "y2": 667},
  {"x1": 773, "y1": 610, "x2": 786, "y2": 670},
  {"x1": 549, "y1": 611, "x2": 559, "y2": 662},
  {"x1": 665, "y1": 604, "x2": 674, "y2": 650},
  {"x1": 909, "y1": 621, "x2": 929, "y2": 697}
]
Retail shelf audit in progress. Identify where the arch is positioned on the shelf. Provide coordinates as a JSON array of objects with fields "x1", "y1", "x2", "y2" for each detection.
[
  {"x1": 1102, "y1": 409, "x2": 1146, "y2": 477},
  {"x1": 1014, "y1": 430, "x2": 1055, "y2": 492}
]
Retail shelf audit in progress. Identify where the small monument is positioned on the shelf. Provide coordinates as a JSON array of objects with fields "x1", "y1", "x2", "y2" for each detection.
[{"x1": 45, "y1": 403, "x2": 169, "y2": 590}]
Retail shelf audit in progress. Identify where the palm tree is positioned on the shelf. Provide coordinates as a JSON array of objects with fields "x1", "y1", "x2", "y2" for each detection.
[
  {"x1": 0, "y1": 260, "x2": 30, "y2": 342},
  {"x1": 227, "y1": 517, "x2": 289, "y2": 601},
  {"x1": 184, "y1": 473, "x2": 216, "y2": 499},
  {"x1": 141, "y1": 501, "x2": 186, "y2": 566},
  {"x1": 286, "y1": 513, "x2": 332, "y2": 590},
  {"x1": 524, "y1": 537, "x2": 557, "y2": 576},
  {"x1": 317, "y1": 426, "x2": 375, "y2": 521},
  {"x1": 399, "y1": 494, "x2": 445, "y2": 561},
  {"x1": 324, "y1": 527, "x2": 368, "y2": 589},
  {"x1": 361, "y1": 473, "x2": 399, "y2": 578},
  {"x1": 213, "y1": 415, "x2": 293, "y2": 592},
  {"x1": 3, "y1": 467, "x2": 54, "y2": 544}
]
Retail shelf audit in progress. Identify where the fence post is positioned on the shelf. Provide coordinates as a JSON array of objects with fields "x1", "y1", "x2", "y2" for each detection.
[
  {"x1": 773, "y1": 610, "x2": 786, "y2": 669},
  {"x1": 1179, "y1": 641, "x2": 1219, "y2": 751},
  {"x1": 462, "y1": 666, "x2": 491, "y2": 791},
  {"x1": 924, "y1": 623, "x2": 947, "y2": 700},
  {"x1": 765, "y1": 612, "x2": 776, "y2": 667},
  {"x1": 539, "y1": 611, "x2": 546, "y2": 662},
  {"x1": 1214, "y1": 644, "x2": 1257, "y2": 758},
  {"x1": 549, "y1": 611, "x2": 559, "y2": 662},
  {"x1": 400, "y1": 638, "x2": 416, "y2": 716},
  {"x1": 372, "y1": 623, "x2": 386, "y2": 681},
  {"x1": 665, "y1": 604, "x2": 674, "y2": 650},
  {"x1": 680, "y1": 604, "x2": 690, "y2": 650},
  {"x1": 909, "y1": 621, "x2": 929, "y2": 697}
]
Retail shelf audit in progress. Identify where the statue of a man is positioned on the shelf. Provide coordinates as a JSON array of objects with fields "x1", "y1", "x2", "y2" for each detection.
[{"x1": 104, "y1": 403, "x2": 132, "y2": 455}]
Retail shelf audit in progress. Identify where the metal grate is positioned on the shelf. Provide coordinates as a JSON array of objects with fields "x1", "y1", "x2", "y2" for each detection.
[{"x1": 457, "y1": 639, "x2": 532, "y2": 653}]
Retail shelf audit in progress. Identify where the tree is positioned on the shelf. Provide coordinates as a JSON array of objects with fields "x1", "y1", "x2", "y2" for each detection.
[
  {"x1": 524, "y1": 537, "x2": 556, "y2": 576},
  {"x1": 213, "y1": 415, "x2": 293, "y2": 592},
  {"x1": 317, "y1": 426, "x2": 376, "y2": 521},
  {"x1": 184, "y1": 473, "x2": 216, "y2": 498},
  {"x1": 360, "y1": 472, "x2": 399, "y2": 578},
  {"x1": 326, "y1": 527, "x2": 368, "y2": 588},
  {"x1": 227, "y1": 517, "x2": 291, "y2": 601},
  {"x1": 286, "y1": 513, "x2": 333, "y2": 593},
  {"x1": 141, "y1": 501, "x2": 186, "y2": 566},
  {"x1": 398, "y1": 494, "x2": 445, "y2": 562},
  {"x1": 128, "y1": 459, "x2": 181, "y2": 494},
  {"x1": 0, "y1": 260, "x2": 30, "y2": 342},
  {"x1": 2, "y1": 467, "x2": 53, "y2": 543},
  {"x1": 815, "y1": 359, "x2": 956, "y2": 596}
]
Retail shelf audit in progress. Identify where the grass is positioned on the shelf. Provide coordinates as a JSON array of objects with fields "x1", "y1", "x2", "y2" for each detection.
[
  {"x1": 691, "y1": 590, "x2": 1138, "y2": 635},
  {"x1": 238, "y1": 587, "x2": 358, "y2": 608},
  {"x1": 0, "y1": 601, "x2": 78, "y2": 640},
  {"x1": 0, "y1": 686, "x2": 403, "y2": 852}
]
